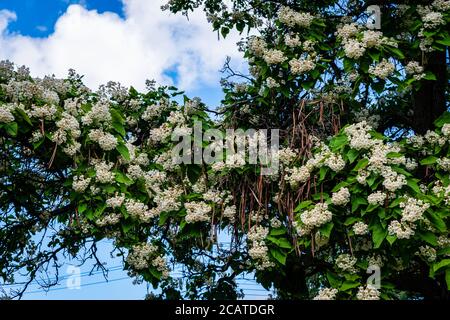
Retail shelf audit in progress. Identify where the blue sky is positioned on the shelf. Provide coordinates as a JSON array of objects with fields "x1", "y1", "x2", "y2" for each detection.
[
  {"x1": 0, "y1": 0, "x2": 246, "y2": 107},
  {"x1": 0, "y1": 0, "x2": 263, "y2": 300},
  {"x1": 0, "y1": 0, "x2": 124, "y2": 37}
]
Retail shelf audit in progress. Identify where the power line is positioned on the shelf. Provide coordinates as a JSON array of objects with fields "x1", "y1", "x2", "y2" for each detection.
[
  {"x1": 0, "y1": 266, "x2": 124, "y2": 288},
  {"x1": 23, "y1": 276, "x2": 132, "y2": 295}
]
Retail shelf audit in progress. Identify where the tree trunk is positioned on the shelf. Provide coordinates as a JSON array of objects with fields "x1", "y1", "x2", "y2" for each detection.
[{"x1": 412, "y1": 50, "x2": 448, "y2": 134}]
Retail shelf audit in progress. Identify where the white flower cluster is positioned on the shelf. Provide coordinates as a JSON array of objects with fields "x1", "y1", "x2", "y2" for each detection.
[
  {"x1": 88, "y1": 129, "x2": 118, "y2": 151},
  {"x1": 331, "y1": 187, "x2": 350, "y2": 206},
  {"x1": 81, "y1": 101, "x2": 111, "y2": 125},
  {"x1": 405, "y1": 61, "x2": 424, "y2": 76},
  {"x1": 126, "y1": 243, "x2": 170, "y2": 278},
  {"x1": 356, "y1": 285, "x2": 380, "y2": 300},
  {"x1": 278, "y1": 6, "x2": 314, "y2": 28},
  {"x1": 289, "y1": 58, "x2": 316, "y2": 75},
  {"x1": 277, "y1": 147, "x2": 297, "y2": 165},
  {"x1": 223, "y1": 205, "x2": 237, "y2": 222},
  {"x1": 106, "y1": 193, "x2": 126, "y2": 208},
  {"x1": 285, "y1": 166, "x2": 310, "y2": 186},
  {"x1": 399, "y1": 197, "x2": 430, "y2": 223},
  {"x1": 313, "y1": 288, "x2": 338, "y2": 300},
  {"x1": 0, "y1": 103, "x2": 16, "y2": 123},
  {"x1": 343, "y1": 39, "x2": 366, "y2": 59},
  {"x1": 141, "y1": 101, "x2": 168, "y2": 121},
  {"x1": 125, "y1": 198, "x2": 152, "y2": 222},
  {"x1": 422, "y1": 12, "x2": 445, "y2": 29},
  {"x1": 336, "y1": 23, "x2": 397, "y2": 59},
  {"x1": 284, "y1": 34, "x2": 301, "y2": 47},
  {"x1": 416, "y1": 245, "x2": 437, "y2": 262},
  {"x1": 353, "y1": 221, "x2": 369, "y2": 235},
  {"x1": 247, "y1": 36, "x2": 267, "y2": 57},
  {"x1": 265, "y1": 77, "x2": 280, "y2": 89},
  {"x1": 300, "y1": 203, "x2": 332, "y2": 230},
  {"x1": 344, "y1": 121, "x2": 374, "y2": 150},
  {"x1": 144, "y1": 169, "x2": 167, "y2": 193},
  {"x1": 381, "y1": 167, "x2": 407, "y2": 192},
  {"x1": 150, "y1": 123, "x2": 172, "y2": 143},
  {"x1": 94, "y1": 161, "x2": 115, "y2": 184},
  {"x1": 96, "y1": 213, "x2": 121, "y2": 227},
  {"x1": 247, "y1": 225, "x2": 275, "y2": 270},
  {"x1": 184, "y1": 201, "x2": 211, "y2": 224},
  {"x1": 153, "y1": 186, "x2": 183, "y2": 214},
  {"x1": 437, "y1": 157, "x2": 450, "y2": 171},
  {"x1": 335, "y1": 23, "x2": 360, "y2": 40},
  {"x1": 441, "y1": 124, "x2": 450, "y2": 137},
  {"x1": 335, "y1": 253, "x2": 357, "y2": 273},
  {"x1": 368, "y1": 59, "x2": 395, "y2": 79},
  {"x1": 263, "y1": 49, "x2": 287, "y2": 65},
  {"x1": 72, "y1": 175, "x2": 91, "y2": 193},
  {"x1": 388, "y1": 220, "x2": 415, "y2": 239},
  {"x1": 367, "y1": 191, "x2": 386, "y2": 206},
  {"x1": 346, "y1": 124, "x2": 409, "y2": 192},
  {"x1": 417, "y1": 1, "x2": 449, "y2": 51},
  {"x1": 127, "y1": 164, "x2": 144, "y2": 180}
]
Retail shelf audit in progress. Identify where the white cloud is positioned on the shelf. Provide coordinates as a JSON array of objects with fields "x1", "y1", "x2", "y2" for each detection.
[{"x1": 0, "y1": 0, "x2": 246, "y2": 91}]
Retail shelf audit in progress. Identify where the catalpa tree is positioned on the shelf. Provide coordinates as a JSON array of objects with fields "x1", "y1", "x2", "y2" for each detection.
[{"x1": 0, "y1": 0, "x2": 449, "y2": 300}]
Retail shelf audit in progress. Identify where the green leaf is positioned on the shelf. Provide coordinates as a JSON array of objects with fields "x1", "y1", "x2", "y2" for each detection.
[
  {"x1": 386, "y1": 152, "x2": 403, "y2": 159},
  {"x1": 386, "y1": 234, "x2": 397, "y2": 245},
  {"x1": 319, "y1": 166, "x2": 328, "y2": 182},
  {"x1": 159, "y1": 211, "x2": 171, "y2": 226},
  {"x1": 372, "y1": 222, "x2": 387, "y2": 249},
  {"x1": 116, "y1": 142, "x2": 131, "y2": 161},
  {"x1": 112, "y1": 122, "x2": 126, "y2": 137},
  {"x1": 110, "y1": 108, "x2": 125, "y2": 125},
  {"x1": 319, "y1": 222, "x2": 334, "y2": 238},
  {"x1": 331, "y1": 181, "x2": 350, "y2": 192},
  {"x1": 437, "y1": 247, "x2": 450, "y2": 256},
  {"x1": 368, "y1": 51, "x2": 380, "y2": 62},
  {"x1": 270, "y1": 228, "x2": 287, "y2": 236},
  {"x1": 417, "y1": 231, "x2": 438, "y2": 246},
  {"x1": 385, "y1": 46, "x2": 405, "y2": 59},
  {"x1": 326, "y1": 271, "x2": 342, "y2": 288},
  {"x1": 121, "y1": 220, "x2": 133, "y2": 233},
  {"x1": 115, "y1": 171, "x2": 133, "y2": 185},
  {"x1": 422, "y1": 71, "x2": 437, "y2": 81},
  {"x1": 4, "y1": 122, "x2": 18, "y2": 136},
  {"x1": 346, "y1": 149, "x2": 359, "y2": 163},
  {"x1": 15, "y1": 108, "x2": 32, "y2": 125},
  {"x1": 406, "y1": 178, "x2": 421, "y2": 194},
  {"x1": 270, "y1": 248, "x2": 287, "y2": 265},
  {"x1": 344, "y1": 217, "x2": 359, "y2": 226},
  {"x1": 436, "y1": 38, "x2": 450, "y2": 46},
  {"x1": 343, "y1": 58, "x2": 353, "y2": 72},
  {"x1": 426, "y1": 211, "x2": 447, "y2": 232},
  {"x1": 420, "y1": 156, "x2": 438, "y2": 165},
  {"x1": 294, "y1": 200, "x2": 312, "y2": 212},
  {"x1": 432, "y1": 259, "x2": 450, "y2": 273},
  {"x1": 221, "y1": 27, "x2": 230, "y2": 38},
  {"x1": 267, "y1": 236, "x2": 292, "y2": 249},
  {"x1": 187, "y1": 165, "x2": 202, "y2": 184},
  {"x1": 353, "y1": 158, "x2": 369, "y2": 171},
  {"x1": 434, "y1": 112, "x2": 450, "y2": 128},
  {"x1": 352, "y1": 196, "x2": 367, "y2": 213},
  {"x1": 78, "y1": 203, "x2": 87, "y2": 214},
  {"x1": 340, "y1": 280, "x2": 360, "y2": 291},
  {"x1": 329, "y1": 134, "x2": 348, "y2": 151}
]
